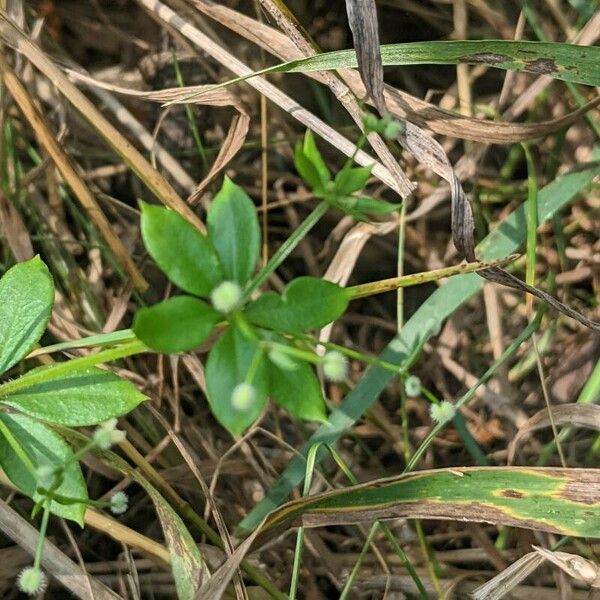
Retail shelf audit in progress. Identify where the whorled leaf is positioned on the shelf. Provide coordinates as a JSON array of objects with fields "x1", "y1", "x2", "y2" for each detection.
[
  {"x1": 205, "y1": 326, "x2": 268, "y2": 435},
  {"x1": 140, "y1": 202, "x2": 222, "y2": 297},
  {"x1": 207, "y1": 177, "x2": 260, "y2": 285},
  {"x1": 246, "y1": 277, "x2": 349, "y2": 333},
  {"x1": 133, "y1": 295, "x2": 221, "y2": 354}
]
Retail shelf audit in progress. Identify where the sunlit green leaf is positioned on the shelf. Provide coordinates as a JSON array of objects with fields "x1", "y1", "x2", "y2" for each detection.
[
  {"x1": 205, "y1": 326, "x2": 268, "y2": 435},
  {"x1": 207, "y1": 177, "x2": 260, "y2": 285},
  {"x1": 246, "y1": 277, "x2": 349, "y2": 333}
]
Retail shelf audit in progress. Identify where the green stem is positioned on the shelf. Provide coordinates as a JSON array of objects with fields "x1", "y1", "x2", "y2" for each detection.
[
  {"x1": 346, "y1": 256, "x2": 518, "y2": 299},
  {"x1": 33, "y1": 502, "x2": 51, "y2": 570},
  {"x1": 0, "y1": 340, "x2": 147, "y2": 397},
  {"x1": 404, "y1": 312, "x2": 541, "y2": 473},
  {"x1": 244, "y1": 201, "x2": 329, "y2": 298}
]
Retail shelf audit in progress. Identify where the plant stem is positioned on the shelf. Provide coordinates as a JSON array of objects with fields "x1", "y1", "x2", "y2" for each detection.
[
  {"x1": 404, "y1": 312, "x2": 542, "y2": 474},
  {"x1": 244, "y1": 201, "x2": 328, "y2": 298},
  {"x1": 346, "y1": 256, "x2": 518, "y2": 299}
]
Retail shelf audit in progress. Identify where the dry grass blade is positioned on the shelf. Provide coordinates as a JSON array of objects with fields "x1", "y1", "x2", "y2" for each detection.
[
  {"x1": 188, "y1": 1, "x2": 599, "y2": 144},
  {"x1": 194, "y1": 528, "x2": 263, "y2": 600},
  {"x1": 508, "y1": 404, "x2": 600, "y2": 463},
  {"x1": 0, "y1": 498, "x2": 123, "y2": 599},
  {"x1": 0, "y1": 53, "x2": 148, "y2": 291},
  {"x1": 471, "y1": 552, "x2": 547, "y2": 600},
  {"x1": 533, "y1": 546, "x2": 600, "y2": 587},
  {"x1": 0, "y1": 8, "x2": 205, "y2": 233},
  {"x1": 344, "y1": 0, "x2": 386, "y2": 113},
  {"x1": 66, "y1": 69, "x2": 251, "y2": 205}
]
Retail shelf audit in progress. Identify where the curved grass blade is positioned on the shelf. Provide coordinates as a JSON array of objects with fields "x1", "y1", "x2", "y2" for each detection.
[
  {"x1": 239, "y1": 151, "x2": 600, "y2": 533},
  {"x1": 257, "y1": 467, "x2": 600, "y2": 541},
  {"x1": 188, "y1": 40, "x2": 600, "y2": 105}
]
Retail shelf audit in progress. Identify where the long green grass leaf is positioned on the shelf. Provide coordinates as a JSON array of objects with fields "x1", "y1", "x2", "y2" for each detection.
[{"x1": 192, "y1": 41, "x2": 600, "y2": 105}]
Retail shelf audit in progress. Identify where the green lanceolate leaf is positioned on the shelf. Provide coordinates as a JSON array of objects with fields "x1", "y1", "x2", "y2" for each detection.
[
  {"x1": 207, "y1": 177, "x2": 261, "y2": 286},
  {"x1": 133, "y1": 296, "x2": 220, "y2": 353},
  {"x1": 295, "y1": 131, "x2": 331, "y2": 193},
  {"x1": 0, "y1": 256, "x2": 53, "y2": 375},
  {"x1": 260, "y1": 467, "x2": 600, "y2": 539},
  {"x1": 0, "y1": 413, "x2": 87, "y2": 524},
  {"x1": 302, "y1": 130, "x2": 331, "y2": 187},
  {"x1": 1, "y1": 367, "x2": 146, "y2": 426},
  {"x1": 270, "y1": 360, "x2": 327, "y2": 423},
  {"x1": 205, "y1": 326, "x2": 268, "y2": 435},
  {"x1": 215, "y1": 40, "x2": 600, "y2": 90},
  {"x1": 140, "y1": 202, "x2": 222, "y2": 297},
  {"x1": 246, "y1": 277, "x2": 349, "y2": 333},
  {"x1": 333, "y1": 166, "x2": 372, "y2": 196}
]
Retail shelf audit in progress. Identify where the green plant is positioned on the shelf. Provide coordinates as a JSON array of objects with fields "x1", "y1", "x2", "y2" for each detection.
[
  {"x1": 134, "y1": 174, "x2": 349, "y2": 435},
  {"x1": 0, "y1": 256, "x2": 146, "y2": 592},
  {"x1": 132, "y1": 120, "x2": 503, "y2": 437}
]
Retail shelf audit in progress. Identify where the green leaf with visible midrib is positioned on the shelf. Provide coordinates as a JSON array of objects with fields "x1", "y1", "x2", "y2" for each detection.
[{"x1": 259, "y1": 467, "x2": 600, "y2": 539}]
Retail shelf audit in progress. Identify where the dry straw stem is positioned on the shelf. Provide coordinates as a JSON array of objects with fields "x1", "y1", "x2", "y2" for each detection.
[
  {"x1": 0, "y1": 9, "x2": 205, "y2": 234},
  {"x1": 85, "y1": 508, "x2": 171, "y2": 565},
  {"x1": 138, "y1": 0, "x2": 411, "y2": 198},
  {"x1": 0, "y1": 53, "x2": 148, "y2": 291},
  {"x1": 65, "y1": 68, "x2": 251, "y2": 206}
]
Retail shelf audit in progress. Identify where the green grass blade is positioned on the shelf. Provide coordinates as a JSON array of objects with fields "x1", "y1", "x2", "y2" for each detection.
[
  {"x1": 259, "y1": 467, "x2": 600, "y2": 539},
  {"x1": 238, "y1": 151, "x2": 600, "y2": 533},
  {"x1": 186, "y1": 41, "x2": 600, "y2": 106}
]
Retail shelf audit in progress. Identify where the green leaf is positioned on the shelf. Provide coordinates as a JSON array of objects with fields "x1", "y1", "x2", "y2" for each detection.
[
  {"x1": 140, "y1": 202, "x2": 222, "y2": 297},
  {"x1": 0, "y1": 256, "x2": 53, "y2": 375},
  {"x1": 294, "y1": 141, "x2": 325, "y2": 193},
  {"x1": 333, "y1": 166, "x2": 372, "y2": 195},
  {"x1": 246, "y1": 277, "x2": 349, "y2": 333},
  {"x1": 207, "y1": 178, "x2": 260, "y2": 285},
  {"x1": 0, "y1": 413, "x2": 87, "y2": 524},
  {"x1": 260, "y1": 467, "x2": 600, "y2": 539},
  {"x1": 216, "y1": 40, "x2": 600, "y2": 89},
  {"x1": 270, "y1": 360, "x2": 327, "y2": 422},
  {"x1": 1, "y1": 367, "x2": 146, "y2": 426},
  {"x1": 205, "y1": 326, "x2": 268, "y2": 435},
  {"x1": 345, "y1": 196, "x2": 401, "y2": 215},
  {"x1": 133, "y1": 296, "x2": 220, "y2": 353},
  {"x1": 302, "y1": 130, "x2": 331, "y2": 186}
]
